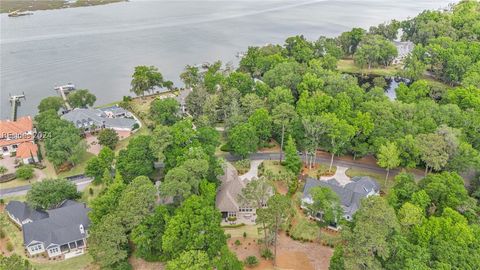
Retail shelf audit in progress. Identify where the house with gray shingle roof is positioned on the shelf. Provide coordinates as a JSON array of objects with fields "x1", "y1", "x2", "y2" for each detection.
[
  {"x1": 301, "y1": 176, "x2": 380, "y2": 223},
  {"x1": 215, "y1": 162, "x2": 272, "y2": 224},
  {"x1": 61, "y1": 106, "x2": 139, "y2": 132},
  {"x1": 5, "y1": 200, "x2": 90, "y2": 259}
]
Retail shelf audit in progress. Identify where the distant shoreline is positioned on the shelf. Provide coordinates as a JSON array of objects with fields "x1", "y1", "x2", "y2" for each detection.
[{"x1": 0, "y1": 0, "x2": 127, "y2": 14}]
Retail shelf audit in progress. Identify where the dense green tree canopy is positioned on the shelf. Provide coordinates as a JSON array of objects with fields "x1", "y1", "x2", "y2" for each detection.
[{"x1": 27, "y1": 179, "x2": 80, "y2": 210}]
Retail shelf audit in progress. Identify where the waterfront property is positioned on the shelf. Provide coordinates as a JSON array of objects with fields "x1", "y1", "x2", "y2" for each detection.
[
  {"x1": 392, "y1": 40, "x2": 414, "y2": 65},
  {"x1": 61, "y1": 106, "x2": 139, "y2": 133},
  {"x1": 301, "y1": 176, "x2": 380, "y2": 222},
  {"x1": 0, "y1": 116, "x2": 39, "y2": 164},
  {"x1": 5, "y1": 200, "x2": 90, "y2": 260}
]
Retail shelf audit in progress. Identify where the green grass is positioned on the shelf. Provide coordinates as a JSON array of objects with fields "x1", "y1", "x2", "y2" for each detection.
[
  {"x1": 289, "y1": 219, "x2": 320, "y2": 242},
  {"x1": 0, "y1": 211, "x2": 25, "y2": 255},
  {"x1": 95, "y1": 100, "x2": 121, "y2": 109},
  {"x1": 32, "y1": 254, "x2": 94, "y2": 270},
  {"x1": 337, "y1": 59, "x2": 400, "y2": 77},
  {"x1": 2, "y1": 194, "x2": 27, "y2": 203},
  {"x1": 345, "y1": 168, "x2": 393, "y2": 193},
  {"x1": 0, "y1": 178, "x2": 31, "y2": 189},
  {"x1": 80, "y1": 183, "x2": 105, "y2": 206},
  {"x1": 261, "y1": 160, "x2": 288, "y2": 175},
  {"x1": 58, "y1": 152, "x2": 95, "y2": 178},
  {"x1": 223, "y1": 224, "x2": 261, "y2": 239}
]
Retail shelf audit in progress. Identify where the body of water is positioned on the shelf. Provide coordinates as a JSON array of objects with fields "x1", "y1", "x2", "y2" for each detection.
[{"x1": 0, "y1": 0, "x2": 456, "y2": 118}]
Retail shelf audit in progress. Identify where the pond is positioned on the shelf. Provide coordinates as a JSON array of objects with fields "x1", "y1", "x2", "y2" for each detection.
[{"x1": 352, "y1": 74, "x2": 411, "y2": 100}]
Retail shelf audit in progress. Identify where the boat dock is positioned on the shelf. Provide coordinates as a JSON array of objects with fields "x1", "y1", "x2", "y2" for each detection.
[{"x1": 54, "y1": 83, "x2": 76, "y2": 110}]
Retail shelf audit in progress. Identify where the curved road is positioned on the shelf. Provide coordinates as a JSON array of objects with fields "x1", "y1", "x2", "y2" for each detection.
[
  {"x1": 0, "y1": 175, "x2": 92, "y2": 198},
  {"x1": 1, "y1": 151, "x2": 423, "y2": 198}
]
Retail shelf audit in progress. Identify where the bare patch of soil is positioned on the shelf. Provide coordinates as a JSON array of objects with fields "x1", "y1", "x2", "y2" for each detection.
[{"x1": 129, "y1": 256, "x2": 165, "y2": 270}]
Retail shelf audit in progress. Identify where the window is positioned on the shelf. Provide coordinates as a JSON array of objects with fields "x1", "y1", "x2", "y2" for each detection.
[
  {"x1": 49, "y1": 247, "x2": 59, "y2": 254},
  {"x1": 12, "y1": 144, "x2": 18, "y2": 149},
  {"x1": 2, "y1": 147, "x2": 7, "y2": 152}
]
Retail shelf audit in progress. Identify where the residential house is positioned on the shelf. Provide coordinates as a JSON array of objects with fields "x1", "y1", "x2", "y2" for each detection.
[
  {"x1": 5, "y1": 200, "x2": 91, "y2": 260},
  {"x1": 215, "y1": 162, "x2": 268, "y2": 224},
  {"x1": 392, "y1": 40, "x2": 414, "y2": 65},
  {"x1": 61, "y1": 107, "x2": 139, "y2": 132},
  {"x1": 0, "y1": 116, "x2": 39, "y2": 164},
  {"x1": 301, "y1": 176, "x2": 380, "y2": 223}
]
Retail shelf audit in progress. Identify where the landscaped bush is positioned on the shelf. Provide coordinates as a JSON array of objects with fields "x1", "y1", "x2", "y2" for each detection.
[
  {"x1": 261, "y1": 248, "x2": 274, "y2": 260},
  {"x1": 0, "y1": 228, "x2": 6, "y2": 239},
  {"x1": 233, "y1": 159, "x2": 250, "y2": 174},
  {"x1": 227, "y1": 216, "x2": 237, "y2": 222},
  {"x1": 220, "y1": 144, "x2": 231, "y2": 152},
  {"x1": 16, "y1": 165, "x2": 34, "y2": 180},
  {"x1": 234, "y1": 239, "x2": 241, "y2": 246},
  {"x1": 244, "y1": 256, "x2": 259, "y2": 268}
]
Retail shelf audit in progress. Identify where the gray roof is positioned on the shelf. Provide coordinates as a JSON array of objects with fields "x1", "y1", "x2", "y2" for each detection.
[
  {"x1": 21, "y1": 200, "x2": 91, "y2": 247},
  {"x1": 303, "y1": 176, "x2": 380, "y2": 218},
  {"x1": 99, "y1": 105, "x2": 128, "y2": 115},
  {"x1": 61, "y1": 108, "x2": 137, "y2": 130},
  {"x1": 215, "y1": 162, "x2": 246, "y2": 213},
  {"x1": 5, "y1": 201, "x2": 48, "y2": 222}
]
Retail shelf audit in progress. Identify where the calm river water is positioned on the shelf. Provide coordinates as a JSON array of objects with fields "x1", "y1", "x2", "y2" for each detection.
[{"x1": 0, "y1": 0, "x2": 456, "y2": 118}]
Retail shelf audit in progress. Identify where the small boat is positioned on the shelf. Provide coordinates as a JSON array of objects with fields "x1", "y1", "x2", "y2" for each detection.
[{"x1": 8, "y1": 10, "x2": 33, "y2": 17}]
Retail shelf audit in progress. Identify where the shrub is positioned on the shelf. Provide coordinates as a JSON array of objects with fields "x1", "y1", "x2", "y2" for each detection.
[
  {"x1": 0, "y1": 228, "x2": 6, "y2": 239},
  {"x1": 16, "y1": 165, "x2": 34, "y2": 180},
  {"x1": 234, "y1": 239, "x2": 241, "y2": 246},
  {"x1": 244, "y1": 256, "x2": 259, "y2": 268},
  {"x1": 0, "y1": 198, "x2": 4, "y2": 205},
  {"x1": 220, "y1": 144, "x2": 231, "y2": 152},
  {"x1": 6, "y1": 241, "x2": 14, "y2": 252},
  {"x1": 243, "y1": 231, "x2": 247, "y2": 238},
  {"x1": 132, "y1": 123, "x2": 140, "y2": 130},
  {"x1": 227, "y1": 216, "x2": 237, "y2": 222},
  {"x1": 261, "y1": 248, "x2": 274, "y2": 260},
  {"x1": 89, "y1": 187, "x2": 94, "y2": 196}
]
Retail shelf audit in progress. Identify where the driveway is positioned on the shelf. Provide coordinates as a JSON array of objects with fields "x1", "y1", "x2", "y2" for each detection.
[
  {"x1": 239, "y1": 160, "x2": 263, "y2": 181},
  {"x1": 320, "y1": 166, "x2": 351, "y2": 185}
]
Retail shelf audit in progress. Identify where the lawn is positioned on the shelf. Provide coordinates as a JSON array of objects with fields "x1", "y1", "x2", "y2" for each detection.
[
  {"x1": 223, "y1": 224, "x2": 261, "y2": 239},
  {"x1": 33, "y1": 254, "x2": 94, "y2": 270},
  {"x1": 345, "y1": 168, "x2": 394, "y2": 194},
  {"x1": 337, "y1": 59, "x2": 401, "y2": 77},
  {"x1": 58, "y1": 152, "x2": 96, "y2": 178},
  {"x1": 80, "y1": 182, "x2": 105, "y2": 206},
  {"x1": 261, "y1": 160, "x2": 288, "y2": 175}
]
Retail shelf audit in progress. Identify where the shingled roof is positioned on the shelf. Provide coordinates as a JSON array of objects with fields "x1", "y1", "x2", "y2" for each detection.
[
  {"x1": 5, "y1": 201, "x2": 48, "y2": 223},
  {"x1": 61, "y1": 108, "x2": 137, "y2": 130},
  {"x1": 22, "y1": 200, "x2": 90, "y2": 247},
  {"x1": 303, "y1": 176, "x2": 380, "y2": 219},
  {"x1": 215, "y1": 162, "x2": 246, "y2": 213}
]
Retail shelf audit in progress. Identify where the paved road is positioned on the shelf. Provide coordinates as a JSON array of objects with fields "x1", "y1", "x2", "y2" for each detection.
[
  {"x1": 225, "y1": 152, "x2": 423, "y2": 179},
  {"x1": 0, "y1": 175, "x2": 92, "y2": 198}
]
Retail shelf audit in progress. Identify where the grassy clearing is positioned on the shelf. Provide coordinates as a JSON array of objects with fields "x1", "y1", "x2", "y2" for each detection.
[
  {"x1": 80, "y1": 183, "x2": 105, "y2": 206},
  {"x1": 58, "y1": 152, "x2": 96, "y2": 178},
  {"x1": 0, "y1": 179, "x2": 31, "y2": 189},
  {"x1": 0, "y1": 211, "x2": 25, "y2": 255},
  {"x1": 2, "y1": 194, "x2": 27, "y2": 203},
  {"x1": 95, "y1": 100, "x2": 121, "y2": 109},
  {"x1": 261, "y1": 160, "x2": 288, "y2": 175},
  {"x1": 289, "y1": 219, "x2": 320, "y2": 242},
  {"x1": 224, "y1": 224, "x2": 261, "y2": 239},
  {"x1": 345, "y1": 168, "x2": 393, "y2": 194},
  {"x1": 337, "y1": 59, "x2": 400, "y2": 77},
  {"x1": 32, "y1": 254, "x2": 94, "y2": 270}
]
